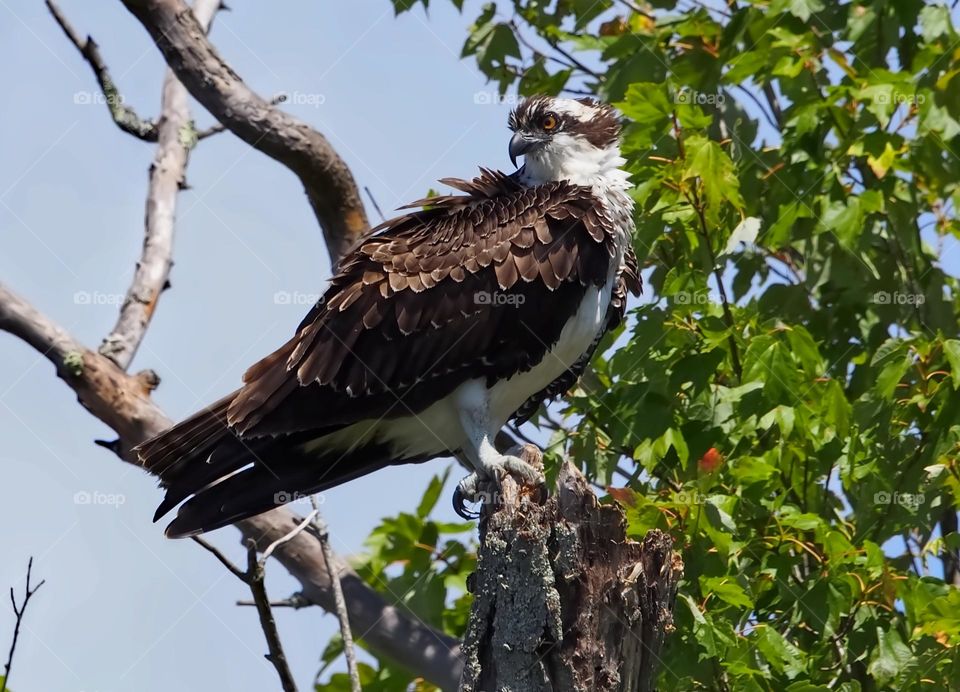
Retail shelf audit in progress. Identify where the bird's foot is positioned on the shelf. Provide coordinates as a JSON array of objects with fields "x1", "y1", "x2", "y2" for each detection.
[{"x1": 453, "y1": 448, "x2": 545, "y2": 520}]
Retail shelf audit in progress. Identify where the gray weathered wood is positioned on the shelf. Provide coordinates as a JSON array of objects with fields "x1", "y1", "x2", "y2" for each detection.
[{"x1": 459, "y1": 448, "x2": 682, "y2": 692}]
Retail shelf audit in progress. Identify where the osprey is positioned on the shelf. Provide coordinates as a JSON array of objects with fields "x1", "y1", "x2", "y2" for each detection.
[{"x1": 139, "y1": 96, "x2": 641, "y2": 537}]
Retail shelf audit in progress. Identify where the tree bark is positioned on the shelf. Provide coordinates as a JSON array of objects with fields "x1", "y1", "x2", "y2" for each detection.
[
  {"x1": 118, "y1": 0, "x2": 370, "y2": 264},
  {"x1": 459, "y1": 450, "x2": 682, "y2": 692}
]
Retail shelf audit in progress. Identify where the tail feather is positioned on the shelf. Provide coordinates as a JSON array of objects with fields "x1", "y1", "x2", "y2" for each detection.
[
  {"x1": 162, "y1": 441, "x2": 399, "y2": 538},
  {"x1": 136, "y1": 394, "x2": 237, "y2": 480},
  {"x1": 137, "y1": 394, "x2": 414, "y2": 538}
]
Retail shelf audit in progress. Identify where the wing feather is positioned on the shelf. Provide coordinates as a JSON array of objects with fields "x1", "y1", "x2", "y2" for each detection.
[{"x1": 225, "y1": 169, "x2": 619, "y2": 438}]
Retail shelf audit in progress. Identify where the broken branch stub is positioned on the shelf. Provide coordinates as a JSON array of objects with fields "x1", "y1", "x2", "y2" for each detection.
[{"x1": 460, "y1": 455, "x2": 682, "y2": 692}]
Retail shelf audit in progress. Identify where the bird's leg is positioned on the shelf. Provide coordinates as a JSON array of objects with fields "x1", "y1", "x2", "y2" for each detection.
[{"x1": 452, "y1": 383, "x2": 544, "y2": 519}]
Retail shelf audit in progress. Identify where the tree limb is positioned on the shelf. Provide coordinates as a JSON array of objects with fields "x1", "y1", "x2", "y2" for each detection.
[
  {"x1": 245, "y1": 538, "x2": 299, "y2": 692},
  {"x1": 311, "y1": 505, "x2": 361, "y2": 692},
  {"x1": 194, "y1": 532, "x2": 305, "y2": 692},
  {"x1": 45, "y1": 0, "x2": 159, "y2": 141},
  {"x1": 0, "y1": 282, "x2": 463, "y2": 690},
  {"x1": 117, "y1": 0, "x2": 370, "y2": 263},
  {"x1": 89, "y1": 0, "x2": 220, "y2": 368}
]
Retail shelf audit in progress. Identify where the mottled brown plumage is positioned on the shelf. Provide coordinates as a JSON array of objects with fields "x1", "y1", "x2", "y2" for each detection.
[{"x1": 137, "y1": 96, "x2": 640, "y2": 537}]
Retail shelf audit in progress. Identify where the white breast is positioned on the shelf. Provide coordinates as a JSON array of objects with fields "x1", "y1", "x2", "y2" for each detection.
[
  {"x1": 485, "y1": 282, "x2": 612, "y2": 428},
  {"x1": 364, "y1": 281, "x2": 614, "y2": 460}
]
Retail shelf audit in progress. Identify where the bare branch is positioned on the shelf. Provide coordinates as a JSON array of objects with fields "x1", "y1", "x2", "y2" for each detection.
[
  {"x1": 118, "y1": 0, "x2": 370, "y2": 263},
  {"x1": 245, "y1": 539, "x2": 298, "y2": 692},
  {"x1": 311, "y1": 503, "x2": 361, "y2": 692},
  {"x1": 237, "y1": 594, "x2": 311, "y2": 609},
  {"x1": 96, "y1": 0, "x2": 221, "y2": 369},
  {"x1": 0, "y1": 284, "x2": 463, "y2": 689},
  {"x1": 364, "y1": 186, "x2": 386, "y2": 223},
  {"x1": 761, "y1": 82, "x2": 784, "y2": 129},
  {"x1": 192, "y1": 536, "x2": 300, "y2": 692},
  {"x1": 45, "y1": 0, "x2": 158, "y2": 141},
  {"x1": 191, "y1": 536, "x2": 247, "y2": 581},
  {"x1": 260, "y1": 510, "x2": 318, "y2": 563},
  {"x1": 2, "y1": 558, "x2": 46, "y2": 692}
]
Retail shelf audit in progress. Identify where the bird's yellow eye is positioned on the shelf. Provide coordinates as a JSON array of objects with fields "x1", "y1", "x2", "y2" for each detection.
[{"x1": 542, "y1": 113, "x2": 559, "y2": 131}]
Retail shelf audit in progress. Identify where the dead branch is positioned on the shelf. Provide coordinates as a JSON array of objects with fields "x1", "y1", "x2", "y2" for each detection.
[
  {"x1": 0, "y1": 282, "x2": 463, "y2": 689},
  {"x1": 311, "y1": 503, "x2": 361, "y2": 692},
  {"x1": 193, "y1": 530, "x2": 308, "y2": 692},
  {"x1": 118, "y1": 0, "x2": 370, "y2": 263},
  {"x1": 45, "y1": 0, "x2": 158, "y2": 141},
  {"x1": 245, "y1": 538, "x2": 298, "y2": 692},
  {"x1": 459, "y1": 450, "x2": 682, "y2": 692},
  {"x1": 85, "y1": 0, "x2": 219, "y2": 368},
  {"x1": 195, "y1": 92, "x2": 288, "y2": 140},
  {"x1": 2, "y1": 558, "x2": 46, "y2": 692}
]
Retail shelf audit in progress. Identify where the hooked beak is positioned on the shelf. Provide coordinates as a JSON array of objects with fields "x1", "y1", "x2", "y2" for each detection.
[{"x1": 509, "y1": 132, "x2": 537, "y2": 167}]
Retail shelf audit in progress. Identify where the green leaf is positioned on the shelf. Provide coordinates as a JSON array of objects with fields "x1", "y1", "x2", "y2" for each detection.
[
  {"x1": 683, "y1": 135, "x2": 745, "y2": 212},
  {"x1": 943, "y1": 339, "x2": 960, "y2": 389},
  {"x1": 701, "y1": 576, "x2": 753, "y2": 609},
  {"x1": 416, "y1": 469, "x2": 448, "y2": 518},
  {"x1": 867, "y1": 626, "x2": 915, "y2": 686},
  {"x1": 772, "y1": 0, "x2": 824, "y2": 22},
  {"x1": 919, "y1": 5, "x2": 951, "y2": 42}
]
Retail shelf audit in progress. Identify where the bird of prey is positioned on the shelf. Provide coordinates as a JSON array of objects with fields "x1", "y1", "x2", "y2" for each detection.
[{"x1": 138, "y1": 95, "x2": 641, "y2": 537}]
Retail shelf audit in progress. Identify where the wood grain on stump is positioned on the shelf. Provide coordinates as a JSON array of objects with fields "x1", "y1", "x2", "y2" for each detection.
[{"x1": 459, "y1": 448, "x2": 682, "y2": 692}]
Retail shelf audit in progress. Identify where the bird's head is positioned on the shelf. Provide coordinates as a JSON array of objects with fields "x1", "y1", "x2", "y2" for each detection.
[{"x1": 508, "y1": 96, "x2": 627, "y2": 188}]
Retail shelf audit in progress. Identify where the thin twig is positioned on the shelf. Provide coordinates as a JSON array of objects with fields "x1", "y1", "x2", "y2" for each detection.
[
  {"x1": 192, "y1": 536, "x2": 247, "y2": 580},
  {"x1": 310, "y1": 499, "x2": 361, "y2": 692},
  {"x1": 246, "y1": 540, "x2": 299, "y2": 692},
  {"x1": 761, "y1": 82, "x2": 784, "y2": 129},
  {"x1": 732, "y1": 84, "x2": 779, "y2": 131},
  {"x1": 261, "y1": 511, "x2": 318, "y2": 563},
  {"x1": 2, "y1": 558, "x2": 45, "y2": 692},
  {"x1": 364, "y1": 186, "x2": 386, "y2": 222},
  {"x1": 236, "y1": 594, "x2": 311, "y2": 609},
  {"x1": 46, "y1": 0, "x2": 158, "y2": 141},
  {"x1": 193, "y1": 524, "x2": 319, "y2": 692},
  {"x1": 612, "y1": 0, "x2": 656, "y2": 20}
]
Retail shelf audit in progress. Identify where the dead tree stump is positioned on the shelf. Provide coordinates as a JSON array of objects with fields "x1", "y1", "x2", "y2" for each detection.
[{"x1": 459, "y1": 448, "x2": 682, "y2": 692}]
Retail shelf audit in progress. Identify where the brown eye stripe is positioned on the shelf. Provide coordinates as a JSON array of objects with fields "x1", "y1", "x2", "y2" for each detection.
[{"x1": 507, "y1": 96, "x2": 621, "y2": 148}]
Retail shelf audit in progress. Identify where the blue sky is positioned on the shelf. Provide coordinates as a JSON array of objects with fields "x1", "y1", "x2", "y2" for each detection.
[{"x1": 0, "y1": 1, "x2": 517, "y2": 689}]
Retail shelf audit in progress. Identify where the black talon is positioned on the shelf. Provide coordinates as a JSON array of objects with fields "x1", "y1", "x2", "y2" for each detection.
[{"x1": 453, "y1": 484, "x2": 480, "y2": 520}]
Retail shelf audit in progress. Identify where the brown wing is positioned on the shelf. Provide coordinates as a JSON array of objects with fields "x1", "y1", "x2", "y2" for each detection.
[{"x1": 225, "y1": 169, "x2": 620, "y2": 437}]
